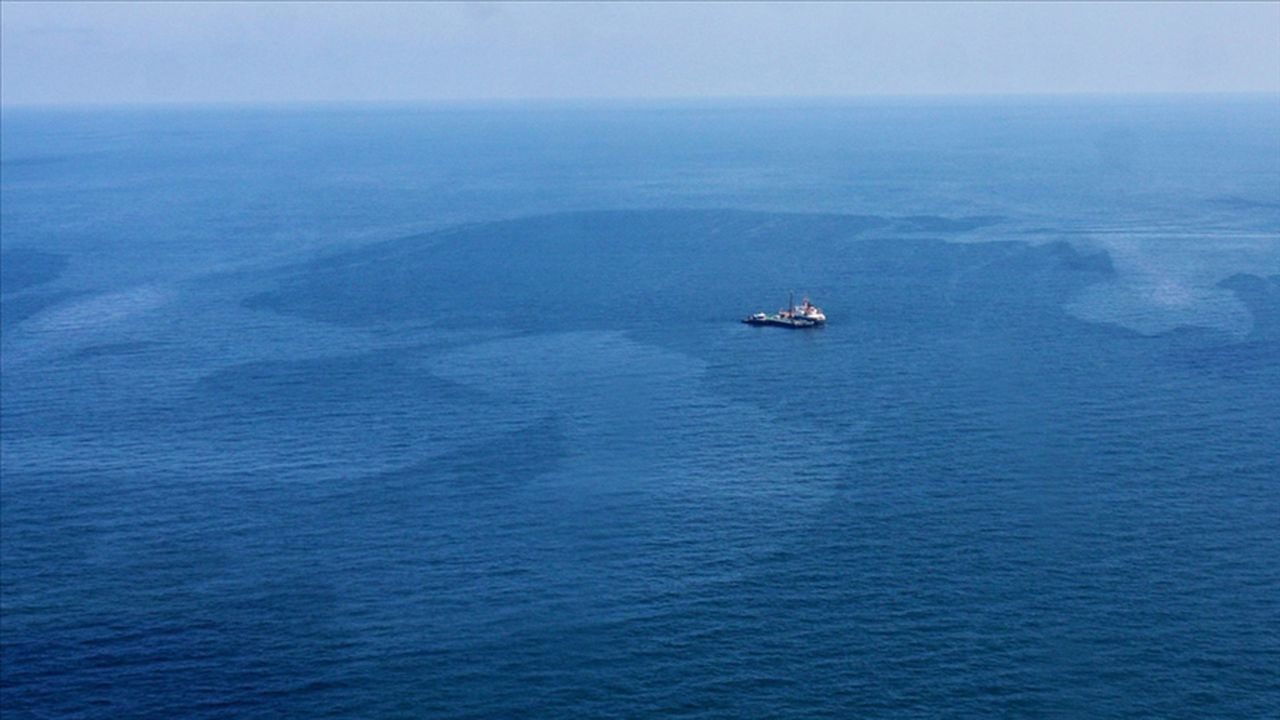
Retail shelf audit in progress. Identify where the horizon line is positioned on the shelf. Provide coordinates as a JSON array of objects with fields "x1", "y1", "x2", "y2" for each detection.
[{"x1": 4, "y1": 90, "x2": 1278, "y2": 112}]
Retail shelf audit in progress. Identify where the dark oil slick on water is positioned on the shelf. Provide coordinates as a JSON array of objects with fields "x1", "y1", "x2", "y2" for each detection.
[{"x1": 2, "y1": 99, "x2": 1279, "y2": 719}]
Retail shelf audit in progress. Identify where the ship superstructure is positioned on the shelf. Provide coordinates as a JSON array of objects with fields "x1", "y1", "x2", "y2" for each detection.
[{"x1": 742, "y1": 293, "x2": 827, "y2": 328}]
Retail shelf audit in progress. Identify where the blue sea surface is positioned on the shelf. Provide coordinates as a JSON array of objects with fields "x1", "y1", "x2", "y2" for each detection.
[{"x1": 2, "y1": 98, "x2": 1279, "y2": 718}]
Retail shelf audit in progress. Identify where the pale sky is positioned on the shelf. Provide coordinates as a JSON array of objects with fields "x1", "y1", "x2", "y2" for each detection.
[{"x1": 2, "y1": 1, "x2": 1278, "y2": 106}]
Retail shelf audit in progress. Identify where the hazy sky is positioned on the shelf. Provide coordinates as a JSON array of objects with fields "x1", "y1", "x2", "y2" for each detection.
[{"x1": 2, "y1": 1, "x2": 1278, "y2": 105}]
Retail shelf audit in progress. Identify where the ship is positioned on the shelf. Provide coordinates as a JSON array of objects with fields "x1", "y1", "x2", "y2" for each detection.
[{"x1": 742, "y1": 293, "x2": 827, "y2": 328}]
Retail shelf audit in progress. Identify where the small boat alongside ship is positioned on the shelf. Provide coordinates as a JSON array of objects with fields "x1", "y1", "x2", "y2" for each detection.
[{"x1": 742, "y1": 294, "x2": 826, "y2": 328}]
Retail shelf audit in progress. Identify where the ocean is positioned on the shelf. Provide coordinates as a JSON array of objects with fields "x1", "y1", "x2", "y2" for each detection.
[{"x1": 2, "y1": 97, "x2": 1278, "y2": 718}]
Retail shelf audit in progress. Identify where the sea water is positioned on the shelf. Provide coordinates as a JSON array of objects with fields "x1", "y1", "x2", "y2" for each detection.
[{"x1": 2, "y1": 98, "x2": 1278, "y2": 718}]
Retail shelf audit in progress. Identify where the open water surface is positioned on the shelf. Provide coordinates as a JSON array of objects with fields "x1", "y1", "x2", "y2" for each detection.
[{"x1": 2, "y1": 98, "x2": 1279, "y2": 718}]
